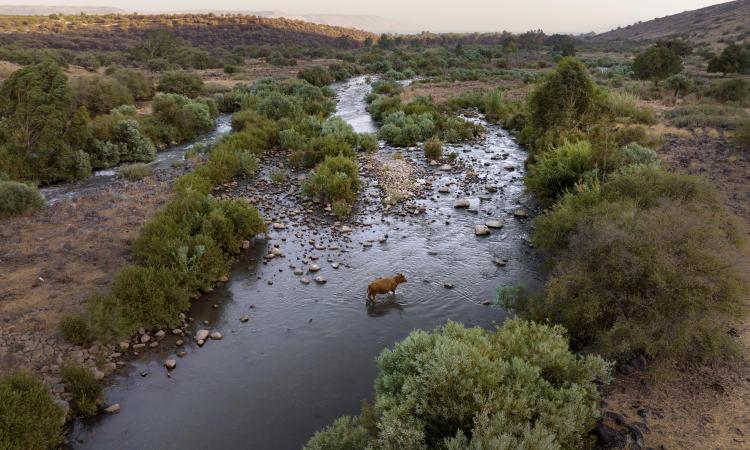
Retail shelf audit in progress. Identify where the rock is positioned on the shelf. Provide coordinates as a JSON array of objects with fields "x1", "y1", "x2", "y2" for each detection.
[
  {"x1": 210, "y1": 332, "x2": 223, "y2": 340},
  {"x1": 438, "y1": 186, "x2": 450, "y2": 193},
  {"x1": 482, "y1": 300, "x2": 492, "y2": 306},
  {"x1": 119, "y1": 342, "x2": 130, "y2": 351},
  {"x1": 164, "y1": 359, "x2": 176, "y2": 370},
  {"x1": 474, "y1": 225, "x2": 490, "y2": 236},
  {"x1": 54, "y1": 399, "x2": 70, "y2": 421},
  {"x1": 513, "y1": 209, "x2": 528, "y2": 218},
  {"x1": 140, "y1": 334, "x2": 151, "y2": 344},
  {"x1": 132, "y1": 343, "x2": 146, "y2": 350},
  {"x1": 504, "y1": 164, "x2": 515, "y2": 171},
  {"x1": 93, "y1": 369, "x2": 105, "y2": 381},
  {"x1": 271, "y1": 247, "x2": 283, "y2": 257},
  {"x1": 494, "y1": 258, "x2": 508, "y2": 266},
  {"x1": 331, "y1": 262, "x2": 340, "y2": 269},
  {"x1": 485, "y1": 219, "x2": 503, "y2": 229},
  {"x1": 440, "y1": 164, "x2": 453, "y2": 171},
  {"x1": 194, "y1": 329, "x2": 209, "y2": 342},
  {"x1": 453, "y1": 198, "x2": 470, "y2": 208},
  {"x1": 308, "y1": 264, "x2": 321, "y2": 272},
  {"x1": 239, "y1": 315, "x2": 250, "y2": 323},
  {"x1": 293, "y1": 268, "x2": 304, "y2": 275},
  {"x1": 103, "y1": 403, "x2": 120, "y2": 414},
  {"x1": 242, "y1": 240, "x2": 250, "y2": 249},
  {"x1": 314, "y1": 276, "x2": 327, "y2": 284},
  {"x1": 444, "y1": 283, "x2": 454, "y2": 289},
  {"x1": 172, "y1": 329, "x2": 182, "y2": 335},
  {"x1": 340, "y1": 225, "x2": 352, "y2": 233},
  {"x1": 155, "y1": 330, "x2": 166, "y2": 340},
  {"x1": 300, "y1": 277, "x2": 311, "y2": 285},
  {"x1": 272, "y1": 222, "x2": 285, "y2": 230},
  {"x1": 175, "y1": 339, "x2": 184, "y2": 347}
]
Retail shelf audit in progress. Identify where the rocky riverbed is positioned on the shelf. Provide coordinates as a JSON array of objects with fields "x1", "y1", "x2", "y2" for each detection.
[{"x1": 69, "y1": 77, "x2": 543, "y2": 449}]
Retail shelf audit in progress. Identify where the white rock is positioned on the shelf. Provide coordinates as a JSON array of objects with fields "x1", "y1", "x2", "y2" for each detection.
[
  {"x1": 485, "y1": 219, "x2": 503, "y2": 229},
  {"x1": 272, "y1": 222, "x2": 285, "y2": 230},
  {"x1": 210, "y1": 332, "x2": 223, "y2": 340},
  {"x1": 474, "y1": 225, "x2": 491, "y2": 236},
  {"x1": 239, "y1": 315, "x2": 250, "y2": 323},
  {"x1": 314, "y1": 276, "x2": 327, "y2": 284},
  {"x1": 104, "y1": 403, "x2": 120, "y2": 414},
  {"x1": 440, "y1": 164, "x2": 453, "y2": 171},
  {"x1": 140, "y1": 334, "x2": 151, "y2": 344},
  {"x1": 438, "y1": 186, "x2": 450, "y2": 193},
  {"x1": 513, "y1": 209, "x2": 528, "y2": 218},
  {"x1": 119, "y1": 342, "x2": 130, "y2": 351},
  {"x1": 308, "y1": 264, "x2": 321, "y2": 272},
  {"x1": 340, "y1": 225, "x2": 352, "y2": 233},
  {"x1": 195, "y1": 329, "x2": 209, "y2": 342},
  {"x1": 164, "y1": 359, "x2": 177, "y2": 370},
  {"x1": 155, "y1": 330, "x2": 166, "y2": 340},
  {"x1": 300, "y1": 277, "x2": 311, "y2": 285}
]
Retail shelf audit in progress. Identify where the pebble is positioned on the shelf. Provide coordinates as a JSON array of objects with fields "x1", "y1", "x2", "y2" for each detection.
[
  {"x1": 300, "y1": 277, "x2": 311, "y2": 285},
  {"x1": 272, "y1": 222, "x2": 285, "y2": 230},
  {"x1": 314, "y1": 276, "x2": 327, "y2": 284},
  {"x1": 308, "y1": 264, "x2": 321, "y2": 272},
  {"x1": 164, "y1": 359, "x2": 177, "y2": 370},
  {"x1": 104, "y1": 403, "x2": 120, "y2": 414},
  {"x1": 239, "y1": 315, "x2": 250, "y2": 323},
  {"x1": 444, "y1": 283, "x2": 454, "y2": 289},
  {"x1": 210, "y1": 332, "x2": 223, "y2": 340}
]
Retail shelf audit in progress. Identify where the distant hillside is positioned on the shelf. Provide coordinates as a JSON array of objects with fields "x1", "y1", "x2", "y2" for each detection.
[
  {"x1": 594, "y1": 0, "x2": 750, "y2": 49},
  {"x1": 0, "y1": 4, "x2": 125, "y2": 15},
  {"x1": 186, "y1": 10, "x2": 415, "y2": 33},
  {"x1": 0, "y1": 13, "x2": 376, "y2": 51}
]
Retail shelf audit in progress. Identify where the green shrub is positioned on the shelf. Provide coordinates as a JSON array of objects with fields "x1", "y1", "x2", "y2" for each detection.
[
  {"x1": 146, "y1": 93, "x2": 216, "y2": 145},
  {"x1": 525, "y1": 57, "x2": 605, "y2": 151},
  {"x1": 60, "y1": 364, "x2": 101, "y2": 417},
  {"x1": 305, "y1": 416, "x2": 370, "y2": 450},
  {"x1": 109, "y1": 265, "x2": 190, "y2": 330},
  {"x1": 606, "y1": 91, "x2": 656, "y2": 125},
  {"x1": 71, "y1": 75, "x2": 133, "y2": 116},
  {"x1": 302, "y1": 156, "x2": 360, "y2": 204},
  {"x1": 118, "y1": 163, "x2": 153, "y2": 181},
  {"x1": 525, "y1": 140, "x2": 597, "y2": 201},
  {"x1": 423, "y1": 138, "x2": 443, "y2": 160},
  {"x1": 707, "y1": 78, "x2": 750, "y2": 103},
  {"x1": 0, "y1": 372, "x2": 63, "y2": 450},
  {"x1": 173, "y1": 172, "x2": 212, "y2": 196},
  {"x1": 620, "y1": 143, "x2": 660, "y2": 167},
  {"x1": 297, "y1": 65, "x2": 334, "y2": 87},
  {"x1": 632, "y1": 44, "x2": 683, "y2": 84},
  {"x1": 112, "y1": 120, "x2": 157, "y2": 162},
  {"x1": 59, "y1": 314, "x2": 91, "y2": 346},
  {"x1": 665, "y1": 74, "x2": 694, "y2": 98},
  {"x1": 305, "y1": 320, "x2": 610, "y2": 449},
  {"x1": 0, "y1": 181, "x2": 44, "y2": 217},
  {"x1": 528, "y1": 200, "x2": 747, "y2": 361},
  {"x1": 157, "y1": 71, "x2": 204, "y2": 98},
  {"x1": 270, "y1": 168, "x2": 286, "y2": 184},
  {"x1": 481, "y1": 89, "x2": 522, "y2": 124},
  {"x1": 665, "y1": 102, "x2": 748, "y2": 128},
  {"x1": 358, "y1": 133, "x2": 378, "y2": 152},
  {"x1": 110, "y1": 68, "x2": 153, "y2": 101},
  {"x1": 732, "y1": 120, "x2": 750, "y2": 149}
]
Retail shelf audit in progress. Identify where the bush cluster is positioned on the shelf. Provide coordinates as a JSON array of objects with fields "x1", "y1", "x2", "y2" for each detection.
[
  {"x1": 302, "y1": 155, "x2": 360, "y2": 208},
  {"x1": 306, "y1": 320, "x2": 610, "y2": 449},
  {"x1": 0, "y1": 372, "x2": 63, "y2": 450},
  {"x1": 60, "y1": 364, "x2": 102, "y2": 417},
  {"x1": 0, "y1": 181, "x2": 44, "y2": 217}
]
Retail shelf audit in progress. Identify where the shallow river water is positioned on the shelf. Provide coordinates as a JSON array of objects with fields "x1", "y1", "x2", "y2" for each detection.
[{"x1": 70, "y1": 77, "x2": 542, "y2": 449}]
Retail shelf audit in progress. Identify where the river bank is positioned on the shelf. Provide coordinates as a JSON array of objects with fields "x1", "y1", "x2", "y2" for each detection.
[{"x1": 63, "y1": 77, "x2": 542, "y2": 448}]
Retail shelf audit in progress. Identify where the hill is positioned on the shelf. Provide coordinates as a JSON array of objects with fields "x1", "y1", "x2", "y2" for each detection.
[
  {"x1": 593, "y1": 0, "x2": 750, "y2": 49},
  {"x1": 0, "y1": 4, "x2": 125, "y2": 15},
  {"x1": 185, "y1": 10, "x2": 415, "y2": 33},
  {"x1": 0, "y1": 13, "x2": 376, "y2": 51}
]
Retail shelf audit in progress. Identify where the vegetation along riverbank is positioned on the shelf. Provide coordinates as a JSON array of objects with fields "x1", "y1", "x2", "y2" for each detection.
[{"x1": 0, "y1": 7, "x2": 749, "y2": 449}]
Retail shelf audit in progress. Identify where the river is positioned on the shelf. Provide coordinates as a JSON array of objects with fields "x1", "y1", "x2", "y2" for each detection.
[
  {"x1": 40, "y1": 115, "x2": 232, "y2": 205},
  {"x1": 70, "y1": 76, "x2": 542, "y2": 449}
]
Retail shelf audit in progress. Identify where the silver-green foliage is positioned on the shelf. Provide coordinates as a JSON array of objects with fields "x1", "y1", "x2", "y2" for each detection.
[{"x1": 305, "y1": 320, "x2": 611, "y2": 450}]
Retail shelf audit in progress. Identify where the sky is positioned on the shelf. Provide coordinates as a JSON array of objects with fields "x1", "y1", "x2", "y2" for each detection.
[{"x1": 2, "y1": 0, "x2": 734, "y2": 33}]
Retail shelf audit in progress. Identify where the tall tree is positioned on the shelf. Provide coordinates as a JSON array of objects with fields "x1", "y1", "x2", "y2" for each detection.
[
  {"x1": 632, "y1": 44, "x2": 683, "y2": 85},
  {"x1": 708, "y1": 44, "x2": 750, "y2": 77}
]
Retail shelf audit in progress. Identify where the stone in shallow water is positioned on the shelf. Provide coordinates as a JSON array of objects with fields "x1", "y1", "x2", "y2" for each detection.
[
  {"x1": 210, "y1": 332, "x2": 223, "y2": 340},
  {"x1": 300, "y1": 277, "x2": 311, "y2": 285},
  {"x1": 438, "y1": 186, "x2": 450, "y2": 193},
  {"x1": 272, "y1": 222, "x2": 285, "y2": 230},
  {"x1": 240, "y1": 315, "x2": 250, "y2": 323},
  {"x1": 453, "y1": 198, "x2": 470, "y2": 208},
  {"x1": 164, "y1": 359, "x2": 176, "y2": 370},
  {"x1": 474, "y1": 225, "x2": 490, "y2": 236},
  {"x1": 513, "y1": 209, "x2": 528, "y2": 218},
  {"x1": 308, "y1": 264, "x2": 321, "y2": 272},
  {"x1": 194, "y1": 329, "x2": 209, "y2": 342},
  {"x1": 104, "y1": 403, "x2": 120, "y2": 414},
  {"x1": 485, "y1": 219, "x2": 503, "y2": 229},
  {"x1": 314, "y1": 276, "x2": 327, "y2": 284}
]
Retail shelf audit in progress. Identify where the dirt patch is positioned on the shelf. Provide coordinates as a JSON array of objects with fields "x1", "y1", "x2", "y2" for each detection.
[
  {"x1": 0, "y1": 169, "x2": 180, "y2": 374},
  {"x1": 402, "y1": 79, "x2": 532, "y2": 103},
  {"x1": 658, "y1": 133, "x2": 750, "y2": 221},
  {"x1": 200, "y1": 58, "x2": 344, "y2": 88}
]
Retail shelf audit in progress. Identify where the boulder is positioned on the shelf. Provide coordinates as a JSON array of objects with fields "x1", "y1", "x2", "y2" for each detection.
[{"x1": 474, "y1": 225, "x2": 490, "y2": 236}]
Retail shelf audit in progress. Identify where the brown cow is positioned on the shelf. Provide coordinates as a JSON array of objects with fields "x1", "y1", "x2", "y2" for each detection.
[{"x1": 367, "y1": 273, "x2": 407, "y2": 302}]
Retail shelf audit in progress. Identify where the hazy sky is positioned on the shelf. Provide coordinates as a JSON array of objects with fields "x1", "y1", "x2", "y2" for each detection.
[{"x1": 4, "y1": 0, "x2": 733, "y2": 32}]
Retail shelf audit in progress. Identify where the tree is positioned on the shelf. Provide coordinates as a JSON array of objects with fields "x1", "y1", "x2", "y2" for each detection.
[
  {"x1": 665, "y1": 74, "x2": 693, "y2": 98},
  {"x1": 708, "y1": 44, "x2": 750, "y2": 76},
  {"x1": 632, "y1": 44, "x2": 683, "y2": 84}
]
